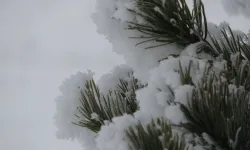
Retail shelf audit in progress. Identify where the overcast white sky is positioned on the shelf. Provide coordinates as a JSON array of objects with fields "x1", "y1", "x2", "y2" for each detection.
[{"x1": 1, "y1": 0, "x2": 250, "y2": 150}]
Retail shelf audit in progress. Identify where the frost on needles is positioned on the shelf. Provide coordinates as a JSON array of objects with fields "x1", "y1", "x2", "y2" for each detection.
[{"x1": 54, "y1": 0, "x2": 250, "y2": 150}]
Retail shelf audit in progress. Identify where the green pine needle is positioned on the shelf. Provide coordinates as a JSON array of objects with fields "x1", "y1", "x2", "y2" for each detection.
[
  {"x1": 116, "y1": 72, "x2": 145, "y2": 112},
  {"x1": 126, "y1": 117, "x2": 187, "y2": 150},
  {"x1": 128, "y1": 0, "x2": 208, "y2": 48},
  {"x1": 208, "y1": 26, "x2": 250, "y2": 63},
  {"x1": 180, "y1": 72, "x2": 250, "y2": 150},
  {"x1": 73, "y1": 76, "x2": 143, "y2": 133},
  {"x1": 221, "y1": 54, "x2": 250, "y2": 91},
  {"x1": 179, "y1": 60, "x2": 194, "y2": 85}
]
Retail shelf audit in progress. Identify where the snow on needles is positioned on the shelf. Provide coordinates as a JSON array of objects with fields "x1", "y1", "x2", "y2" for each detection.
[
  {"x1": 54, "y1": 71, "x2": 98, "y2": 150},
  {"x1": 92, "y1": 0, "x2": 182, "y2": 83},
  {"x1": 97, "y1": 64, "x2": 133, "y2": 95},
  {"x1": 54, "y1": 0, "x2": 246, "y2": 149},
  {"x1": 96, "y1": 114, "x2": 138, "y2": 150}
]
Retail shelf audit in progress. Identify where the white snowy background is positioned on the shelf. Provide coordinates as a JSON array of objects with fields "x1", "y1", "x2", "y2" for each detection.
[{"x1": 0, "y1": 0, "x2": 250, "y2": 150}]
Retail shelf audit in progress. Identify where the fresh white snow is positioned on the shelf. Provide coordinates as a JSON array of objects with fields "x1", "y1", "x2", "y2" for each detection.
[
  {"x1": 55, "y1": 0, "x2": 250, "y2": 150},
  {"x1": 2, "y1": 0, "x2": 250, "y2": 150}
]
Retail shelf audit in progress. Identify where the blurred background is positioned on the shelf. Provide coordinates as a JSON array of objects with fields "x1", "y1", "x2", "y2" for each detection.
[{"x1": 0, "y1": 0, "x2": 249, "y2": 150}]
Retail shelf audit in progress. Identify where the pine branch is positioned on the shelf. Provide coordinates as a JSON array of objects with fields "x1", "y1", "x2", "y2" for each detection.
[
  {"x1": 128, "y1": 0, "x2": 208, "y2": 48},
  {"x1": 128, "y1": 0, "x2": 250, "y2": 61},
  {"x1": 221, "y1": 54, "x2": 250, "y2": 91},
  {"x1": 177, "y1": 49, "x2": 250, "y2": 149},
  {"x1": 126, "y1": 117, "x2": 186, "y2": 150},
  {"x1": 208, "y1": 26, "x2": 250, "y2": 63},
  {"x1": 180, "y1": 72, "x2": 250, "y2": 150},
  {"x1": 116, "y1": 72, "x2": 145, "y2": 112},
  {"x1": 73, "y1": 76, "x2": 143, "y2": 133}
]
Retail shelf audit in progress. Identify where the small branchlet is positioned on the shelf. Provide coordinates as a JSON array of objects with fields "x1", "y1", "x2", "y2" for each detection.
[
  {"x1": 208, "y1": 26, "x2": 250, "y2": 63},
  {"x1": 126, "y1": 117, "x2": 186, "y2": 150},
  {"x1": 128, "y1": 0, "x2": 207, "y2": 49},
  {"x1": 220, "y1": 54, "x2": 250, "y2": 91},
  {"x1": 180, "y1": 72, "x2": 250, "y2": 150},
  {"x1": 73, "y1": 75, "x2": 143, "y2": 133},
  {"x1": 179, "y1": 60, "x2": 194, "y2": 85},
  {"x1": 117, "y1": 72, "x2": 145, "y2": 112}
]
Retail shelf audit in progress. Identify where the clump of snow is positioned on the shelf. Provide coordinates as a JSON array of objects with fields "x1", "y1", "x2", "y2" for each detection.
[
  {"x1": 96, "y1": 114, "x2": 138, "y2": 150},
  {"x1": 112, "y1": 0, "x2": 135, "y2": 22},
  {"x1": 181, "y1": 42, "x2": 200, "y2": 57},
  {"x1": 156, "y1": 91, "x2": 172, "y2": 107},
  {"x1": 164, "y1": 71, "x2": 181, "y2": 89},
  {"x1": 92, "y1": 0, "x2": 183, "y2": 83},
  {"x1": 54, "y1": 71, "x2": 98, "y2": 150},
  {"x1": 91, "y1": 113, "x2": 100, "y2": 121},
  {"x1": 136, "y1": 85, "x2": 166, "y2": 117},
  {"x1": 230, "y1": 52, "x2": 240, "y2": 67},
  {"x1": 211, "y1": 60, "x2": 227, "y2": 76},
  {"x1": 174, "y1": 85, "x2": 194, "y2": 106},
  {"x1": 165, "y1": 104, "x2": 188, "y2": 125},
  {"x1": 97, "y1": 64, "x2": 133, "y2": 95},
  {"x1": 135, "y1": 57, "x2": 181, "y2": 118},
  {"x1": 136, "y1": 55, "x2": 208, "y2": 123}
]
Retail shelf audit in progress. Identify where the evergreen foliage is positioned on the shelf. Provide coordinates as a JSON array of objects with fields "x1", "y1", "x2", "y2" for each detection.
[
  {"x1": 128, "y1": 0, "x2": 207, "y2": 49},
  {"x1": 126, "y1": 118, "x2": 186, "y2": 150},
  {"x1": 223, "y1": 54, "x2": 250, "y2": 91},
  {"x1": 73, "y1": 75, "x2": 142, "y2": 133},
  {"x1": 179, "y1": 60, "x2": 194, "y2": 85},
  {"x1": 116, "y1": 72, "x2": 145, "y2": 112},
  {"x1": 67, "y1": 0, "x2": 250, "y2": 149},
  {"x1": 208, "y1": 26, "x2": 249, "y2": 62},
  {"x1": 178, "y1": 53, "x2": 250, "y2": 149},
  {"x1": 180, "y1": 72, "x2": 250, "y2": 149}
]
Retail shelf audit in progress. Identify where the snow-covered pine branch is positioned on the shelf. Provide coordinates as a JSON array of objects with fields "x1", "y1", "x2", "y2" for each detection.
[{"x1": 55, "y1": 0, "x2": 250, "y2": 150}]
